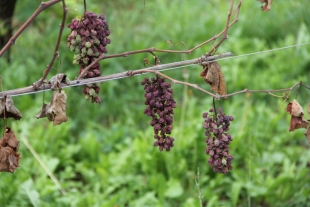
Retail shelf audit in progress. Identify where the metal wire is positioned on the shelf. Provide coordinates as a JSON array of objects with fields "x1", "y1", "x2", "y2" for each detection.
[{"x1": 1, "y1": 41, "x2": 309, "y2": 98}]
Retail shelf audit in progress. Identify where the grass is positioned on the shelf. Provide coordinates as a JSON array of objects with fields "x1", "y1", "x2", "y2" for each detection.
[{"x1": 0, "y1": 0, "x2": 310, "y2": 206}]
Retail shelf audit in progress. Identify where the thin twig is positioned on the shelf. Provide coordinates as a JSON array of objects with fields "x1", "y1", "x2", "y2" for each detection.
[
  {"x1": 207, "y1": 0, "x2": 242, "y2": 55},
  {"x1": 301, "y1": 84, "x2": 310, "y2": 90},
  {"x1": 21, "y1": 136, "x2": 67, "y2": 195},
  {"x1": 136, "y1": 70, "x2": 303, "y2": 100},
  {"x1": 35, "y1": 0, "x2": 68, "y2": 89},
  {"x1": 0, "y1": 0, "x2": 62, "y2": 57},
  {"x1": 295, "y1": 81, "x2": 302, "y2": 99}
]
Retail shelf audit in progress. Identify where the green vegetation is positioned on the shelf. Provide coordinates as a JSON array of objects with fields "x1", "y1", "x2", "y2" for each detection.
[{"x1": 0, "y1": 0, "x2": 310, "y2": 206}]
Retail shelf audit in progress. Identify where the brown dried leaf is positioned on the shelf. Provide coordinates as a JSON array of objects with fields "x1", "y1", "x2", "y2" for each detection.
[
  {"x1": 49, "y1": 73, "x2": 70, "y2": 90},
  {"x1": 200, "y1": 61, "x2": 227, "y2": 99},
  {"x1": 0, "y1": 127, "x2": 20, "y2": 173},
  {"x1": 46, "y1": 91, "x2": 68, "y2": 126},
  {"x1": 0, "y1": 147, "x2": 20, "y2": 173},
  {"x1": 289, "y1": 116, "x2": 308, "y2": 131},
  {"x1": 285, "y1": 102, "x2": 292, "y2": 114},
  {"x1": 258, "y1": 0, "x2": 272, "y2": 12},
  {"x1": 286, "y1": 99, "x2": 304, "y2": 117},
  {"x1": 0, "y1": 96, "x2": 22, "y2": 120},
  {"x1": 4, "y1": 127, "x2": 20, "y2": 149},
  {"x1": 35, "y1": 103, "x2": 48, "y2": 119}
]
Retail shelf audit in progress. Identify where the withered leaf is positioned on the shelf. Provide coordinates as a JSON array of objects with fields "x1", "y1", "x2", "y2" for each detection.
[
  {"x1": 286, "y1": 99, "x2": 304, "y2": 117},
  {"x1": 46, "y1": 91, "x2": 68, "y2": 126},
  {"x1": 49, "y1": 73, "x2": 70, "y2": 90},
  {"x1": 258, "y1": 0, "x2": 272, "y2": 12},
  {"x1": 35, "y1": 103, "x2": 48, "y2": 119},
  {"x1": 0, "y1": 147, "x2": 20, "y2": 173},
  {"x1": 0, "y1": 127, "x2": 20, "y2": 173},
  {"x1": 289, "y1": 116, "x2": 309, "y2": 131},
  {"x1": 200, "y1": 61, "x2": 227, "y2": 99},
  {"x1": 4, "y1": 127, "x2": 20, "y2": 149},
  {"x1": 0, "y1": 95, "x2": 22, "y2": 120}
]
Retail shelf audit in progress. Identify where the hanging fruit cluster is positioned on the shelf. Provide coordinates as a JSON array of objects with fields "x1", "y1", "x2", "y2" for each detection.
[
  {"x1": 141, "y1": 76, "x2": 176, "y2": 151},
  {"x1": 203, "y1": 108, "x2": 234, "y2": 174},
  {"x1": 67, "y1": 11, "x2": 111, "y2": 103}
]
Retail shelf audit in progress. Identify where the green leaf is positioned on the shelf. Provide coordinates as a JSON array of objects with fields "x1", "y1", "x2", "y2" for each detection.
[
  {"x1": 231, "y1": 182, "x2": 242, "y2": 207},
  {"x1": 20, "y1": 179, "x2": 41, "y2": 207},
  {"x1": 164, "y1": 179, "x2": 184, "y2": 198}
]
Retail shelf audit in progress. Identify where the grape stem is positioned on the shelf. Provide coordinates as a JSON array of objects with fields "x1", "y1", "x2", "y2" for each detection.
[
  {"x1": 84, "y1": 0, "x2": 87, "y2": 12},
  {"x1": 212, "y1": 97, "x2": 218, "y2": 126}
]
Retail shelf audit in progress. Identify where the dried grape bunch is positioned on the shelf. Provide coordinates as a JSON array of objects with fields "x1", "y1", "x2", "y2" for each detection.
[
  {"x1": 141, "y1": 76, "x2": 176, "y2": 151},
  {"x1": 67, "y1": 11, "x2": 111, "y2": 103},
  {"x1": 203, "y1": 108, "x2": 234, "y2": 174}
]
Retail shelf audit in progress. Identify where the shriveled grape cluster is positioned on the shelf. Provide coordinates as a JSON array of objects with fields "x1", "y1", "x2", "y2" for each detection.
[
  {"x1": 67, "y1": 11, "x2": 111, "y2": 103},
  {"x1": 203, "y1": 108, "x2": 234, "y2": 174},
  {"x1": 141, "y1": 76, "x2": 176, "y2": 151}
]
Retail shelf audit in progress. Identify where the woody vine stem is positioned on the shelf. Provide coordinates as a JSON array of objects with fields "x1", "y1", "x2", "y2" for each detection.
[
  {"x1": 0, "y1": 0, "x2": 306, "y2": 100},
  {"x1": 0, "y1": 0, "x2": 309, "y2": 176}
]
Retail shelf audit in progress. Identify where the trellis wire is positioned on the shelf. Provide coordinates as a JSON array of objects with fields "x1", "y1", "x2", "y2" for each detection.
[{"x1": 0, "y1": 41, "x2": 309, "y2": 99}]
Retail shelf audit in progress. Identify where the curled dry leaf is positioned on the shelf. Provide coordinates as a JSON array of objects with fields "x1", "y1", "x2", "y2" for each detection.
[
  {"x1": 35, "y1": 103, "x2": 48, "y2": 119},
  {"x1": 286, "y1": 99, "x2": 304, "y2": 117},
  {"x1": 0, "y1": 127, "x2": 20, "y2": 173},
  {"x1": 258, "y1": 0, "x2": 272, "y2": 12},
  {"x1": 0, "y1": 95, "x2": 22, "y2": 120},
  {"x1": 286, "y1": 99, "x2": 309, "y2": 131},
  {"x1": 289, "y1": 116, "x2": 308, "y2": 131},
  {"x1": 35, "y1": 91, "x2": 68, "y2": 125},
  {"x1": 200, "y1": 61, "x2": 227, "y2": 99},
  {"x1": 49, "y1": 73, "x2": 70, "y2": 90},
  {"x1": 46, "y1": 91, "x2": 68, "y2": 126}
]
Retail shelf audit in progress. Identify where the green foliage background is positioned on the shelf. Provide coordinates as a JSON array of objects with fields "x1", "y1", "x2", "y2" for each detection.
[{"x1": 0, "y1": 0, "x2": 310, "y2": 206}]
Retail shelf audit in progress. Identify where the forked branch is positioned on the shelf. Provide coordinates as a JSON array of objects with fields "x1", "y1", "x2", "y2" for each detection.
[
  {"x1": 0, "y1": 0, "x2": 62, "y2": 57},
  {"x1": 35, "y1": 0, "x2": 68, "y2": 88}
]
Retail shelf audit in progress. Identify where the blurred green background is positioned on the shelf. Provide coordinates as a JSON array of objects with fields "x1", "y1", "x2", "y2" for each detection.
[{"x1": 0, "y1": 0, "x2": 310, "y2": 206}]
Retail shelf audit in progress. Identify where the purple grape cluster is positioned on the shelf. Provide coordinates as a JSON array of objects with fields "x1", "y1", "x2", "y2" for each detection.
[
  {"x1": 67, "y1": 11, "x2": 111, "y2": 103},
  {"x1": 141, "y1": 76, "x2": 176, "y2": 151},
  {"x1": 203, "y1": 108, "x2": 234, "y2": 174}
]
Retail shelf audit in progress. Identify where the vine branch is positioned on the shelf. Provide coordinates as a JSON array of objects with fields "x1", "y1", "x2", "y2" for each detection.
[
  {"x1": 0, "y1": 0, "x2": 62, "y2": 57},
  {"x1": 139, "y1": 70, "x2": 303, "y2": 100},
  {"x1": 35, "y1": 0, "x2": 68, "y2": 89},
  {"x1": 0, "y1": 53, "x2": 232, "y2": 98}
]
